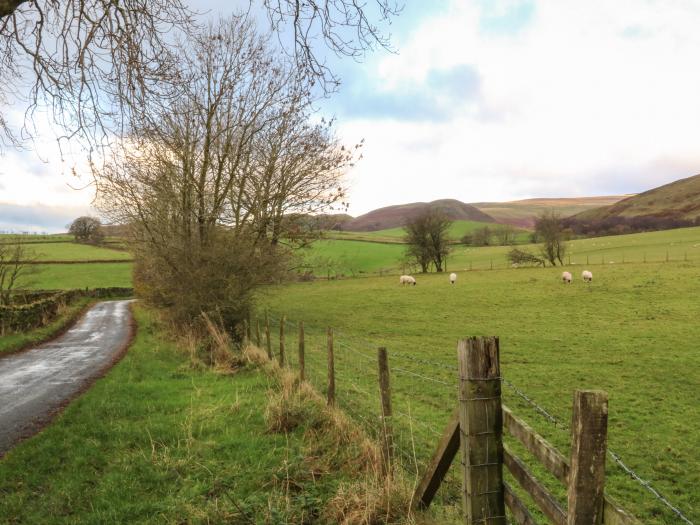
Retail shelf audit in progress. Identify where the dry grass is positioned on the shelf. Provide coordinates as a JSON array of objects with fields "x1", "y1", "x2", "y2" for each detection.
[{"x1": 244, "y1": 342, "x2": 437, "y2": 525}]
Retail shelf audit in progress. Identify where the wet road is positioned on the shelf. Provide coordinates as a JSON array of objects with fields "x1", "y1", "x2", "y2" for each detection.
[{"x1": 0, "y1": 300, "x2": 133, "y2": 455}]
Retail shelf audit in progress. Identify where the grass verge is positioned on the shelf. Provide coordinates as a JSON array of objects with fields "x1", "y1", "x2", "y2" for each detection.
[{"x1": 0, "y1": 305, "x2": 432, "y2": 524}]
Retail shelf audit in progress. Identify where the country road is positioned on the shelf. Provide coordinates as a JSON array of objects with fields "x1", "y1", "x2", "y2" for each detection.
[{"x1": 0, "y1": 300, "x2": 134, "y2": 456}]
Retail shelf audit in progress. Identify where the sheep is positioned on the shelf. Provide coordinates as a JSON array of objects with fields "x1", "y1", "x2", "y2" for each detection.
[
  {"x1": 449, "y1": 272, "x2": 457, "y2": 284},
  {"x1": 562, "y1": 271, "x2": 572, "y2": 284},
  {"x1": 582, "y1": 270, "x2": 593, "y2": 282},
  {"x1": 399, "y1": 275, "x2": 416, "y2": 286}
]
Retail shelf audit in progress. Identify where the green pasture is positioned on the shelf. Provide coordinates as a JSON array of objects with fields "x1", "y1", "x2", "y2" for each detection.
[
  {"x1": 18, "y1": 241, "x2": 132, "y2": 261},
  {"x1": 18, "y1": 262, "x2": 133, "y2": 290},
  {"x1": 307, "y1": 226, "x2": 700, "y2": 275},
  {"x1": 258, "y1": 259, "x2": 700, "y2": 523},
  {"x1": 326, "y1": 219, "x2": 530, "y2": 244}
]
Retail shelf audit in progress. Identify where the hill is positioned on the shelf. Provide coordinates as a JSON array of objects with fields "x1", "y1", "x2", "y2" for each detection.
[
  {"x1": 343, "y1": 199, "x2": 495, "y2": 232},
  {"x1": 472, "y1": 195, "x2": 629, "y2": 228},
  {"x1": 573, "y1": 174, "x2": 700, "y2": 223}
]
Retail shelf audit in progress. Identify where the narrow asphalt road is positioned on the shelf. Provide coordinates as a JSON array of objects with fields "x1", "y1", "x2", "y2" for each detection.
[{"x1": 0, "y1": 300, "x2": 134, "y2": 456}]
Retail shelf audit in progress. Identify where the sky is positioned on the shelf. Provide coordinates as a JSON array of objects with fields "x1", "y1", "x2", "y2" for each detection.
[{"x1": 2, "y1": 0, "x2": 700, "y2": 231}]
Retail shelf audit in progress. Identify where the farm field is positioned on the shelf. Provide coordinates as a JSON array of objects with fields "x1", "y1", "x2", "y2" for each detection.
[
  {"x1": 2, "y1": 236, "x2": 134, "y2": 289},
  {"x1": 19, "y1": 241, "x2": 132, "y2": 261},
  {"x1": 326, "y1": 219, "x2": 530, "y2": 244},
  {"x1": 307, "y1": 226, "x2": 700, "y2": 275},
  {"x1": 17, "y1": 262, "x2": 133, "y2": 289},
  {"x1": 258, "y1": 259, "x2": 700, "y2": 523}
]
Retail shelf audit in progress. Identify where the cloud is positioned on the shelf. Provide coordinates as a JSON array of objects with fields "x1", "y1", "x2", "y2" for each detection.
[
  {"x1": 0, "y1": 202, "x2": 93, "y2": 233},
  {"x1": 334, "y1": 0, "x2": 700, "y2": 215},
  {"x1": 329, "y1": 64, "x2": 482, "y2": 122}
]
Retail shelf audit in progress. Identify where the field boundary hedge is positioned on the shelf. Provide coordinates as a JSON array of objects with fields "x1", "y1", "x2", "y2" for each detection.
[{"x1": 1, "y1": 287, "x2": 134, "y2": 334}]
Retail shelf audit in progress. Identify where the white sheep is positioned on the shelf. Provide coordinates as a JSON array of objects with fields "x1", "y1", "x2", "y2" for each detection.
[
  {"x1": 399, "y1": 275, "x2": 416, "y2": 286},
  {"x1": 449, "y1": 272, "x2": 457, "y2": 284},
  {"x1": 562, "y1": 271, "x2": 572, "y2": 284},
  {"x1": 582, "y1": 270, "x2": 593, "y2": 282}
]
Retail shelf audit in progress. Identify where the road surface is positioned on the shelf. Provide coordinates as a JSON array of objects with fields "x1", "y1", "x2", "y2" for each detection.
[{"x1": 0, "y1": 300, "x2": 133, "y2": 455}]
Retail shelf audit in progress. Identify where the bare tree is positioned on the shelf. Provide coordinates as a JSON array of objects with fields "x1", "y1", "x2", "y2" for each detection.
[
  {"x1": 262, "y1": 0, "x2": 402, "y2": 90},
  {"x1": 243, "y1": 89, "x2": 357, "y2": 247},
  {"x1": 68, "y1": 216, "x2": 104, "y2": 244},
  {"x1": 0, "y1": 239, "x2": 33, "y2": 304},
  {"x1": 0, "y1": 0, "x2": 194, "y2": 150},
  {"x1": 495, "y1": 224, "x2": 516, "y2": 245},
  {"x1": 535, "y1": 210, "x2": 567, "y2": 266},
  {"x1": 97, "y1": 17, "x2": 355, "y2": 328},
  {"x1": 1, "y1": 0, "x2": 401, "y2": 151},
  {"x1": 506, "y1": 247, "x2": 545, "y2": 268},
  {"x1": 404, "y1": 208, "x2": 453, "y2": 273}
]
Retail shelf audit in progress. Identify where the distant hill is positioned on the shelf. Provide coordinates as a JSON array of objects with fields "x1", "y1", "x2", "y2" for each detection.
[
  {"x1": 472, "y1": 195, "x2": 630, "y2": 229},
  {"x1": 573, "y1": 174, "x2": 700, "y2": 223},
  {"x1": 342, "y1": 199, "x2": 495, "y2": 232}
]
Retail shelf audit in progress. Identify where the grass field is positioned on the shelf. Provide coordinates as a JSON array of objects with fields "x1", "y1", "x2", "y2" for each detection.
[
  {"x1": 1, "y1": 236, "x2": 135, "y2": 289},
  {"x1": 326, "y1": 220, "x2": 530, "y2": 244},
  {"x1": 17, "y1": 262, "x2": 133, "y2": 289},
  {"x1": 307, "y1": 226, "x2": 700, "y2": 275},
  {"x1": 0, "y1": 306, "x2": 368, "y2": 523},
  {"x1": 19, "y1": 242, "x2": 132, "y2": 261},
  {"x1": 258, "y1": 259, "x2": 700, "y2": 523}
]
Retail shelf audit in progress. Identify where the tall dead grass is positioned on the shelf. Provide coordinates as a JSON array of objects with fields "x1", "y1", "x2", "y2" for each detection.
[{"x1": 245, "y1": 342, "x2": 432, "y2": 525}]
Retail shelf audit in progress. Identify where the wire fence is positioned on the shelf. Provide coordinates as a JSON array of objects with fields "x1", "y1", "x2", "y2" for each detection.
[
  {"x1": 260, "y1": 313, "x2": 695, "y2": 525},
  {"x1": 313, "y1": 248, "x2": 700, "y2": 280}
]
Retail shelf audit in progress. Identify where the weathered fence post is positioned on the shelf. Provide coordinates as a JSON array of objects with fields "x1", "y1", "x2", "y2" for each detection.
[
  {"x1": 255, "y1": 319, "x2": 261, "y2": 347},
  {"x1": 242, "y1": 318, "x2": 249, "y2": 347},
  {"x1": 298, "y1": 321, "x2": 305, "y2": 382},
  {"x1": 457, "y1": 337, "x2": 506, "y2": 525},
  {"x1": 377, "y1": 347, "x2": 394, "y2": 476},
  {"x1": 265, "y1": 312, "x2": 273, "y2": 360},
  {"x1": 567, "y1": 390, "x2": 608, "y2": 525},
  {"x1": 279, "y1": 315, "x2": 286, "y2": 366},
  {"x1": 327, "y1": 328, "x2": 335, "y2": 406}
]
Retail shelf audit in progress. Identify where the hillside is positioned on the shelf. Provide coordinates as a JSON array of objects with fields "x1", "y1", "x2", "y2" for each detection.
[
  {"x1": 472, "y1": 195, "x2": 629, "y2": 228},
  {"x1": 574, "y1": 174, "x2": 700, "y2": 223},
  {"x1": 343, "y1": 199, "x2": 495, "y2": 231}
]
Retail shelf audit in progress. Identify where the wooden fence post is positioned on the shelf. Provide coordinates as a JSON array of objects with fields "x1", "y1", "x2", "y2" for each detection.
[
  {"x1": 255, "y1": 319, "x2": 261, "y2": 347},
  {"x1": 279, "y1": 315, "x2": 286, "y2": 366},
  {"x1": 242, "y1": 319, "x2": 249, "y2": 346},
  {"x1": 265, "y1": 312, "x2": 273, "y2": 360},
  {"x1": 567, "y1": 390, "x2": 608, "y2": 525},
  {"x1": 298, "y1": 321, "x2": 305, "y2": 382},
  {"x1": 327, "y1": 328, "x2": 335, "y2": 406},
  {"x1": 457, "y1": 337, "x2": 506, "y2": 525},
  {"x1": 377, "y1": 347, "x2": 394, "y2": 476}
]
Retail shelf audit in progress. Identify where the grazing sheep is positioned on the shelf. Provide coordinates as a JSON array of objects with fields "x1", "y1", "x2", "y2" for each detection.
[
  {"x1": 399, "y1": 275, "x2": 416, "y2": 286},
  {"x1": 562, "y1": 271, "x2": 572, "y2": 284},
  {"x1": 582, "y1": 270, "x2": 593, "y2": 282},
  {"x1": 449, "y1": 272, "x2": 457, "y2": 284}
]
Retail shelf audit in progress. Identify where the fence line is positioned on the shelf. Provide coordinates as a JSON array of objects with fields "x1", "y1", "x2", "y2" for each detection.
[{"x1": 259, "y1": 312, "x2": 695, "y2": 525}]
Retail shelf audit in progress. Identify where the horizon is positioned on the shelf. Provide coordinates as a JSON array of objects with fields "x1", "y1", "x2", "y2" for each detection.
[{"x1": 3, "y1": 1, "x2": 700, "y2": 232}]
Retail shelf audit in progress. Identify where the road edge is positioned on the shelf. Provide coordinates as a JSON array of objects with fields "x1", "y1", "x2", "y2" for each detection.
[{"x1": 0, "y1": 301, "x2": 138, "y2": 459}]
